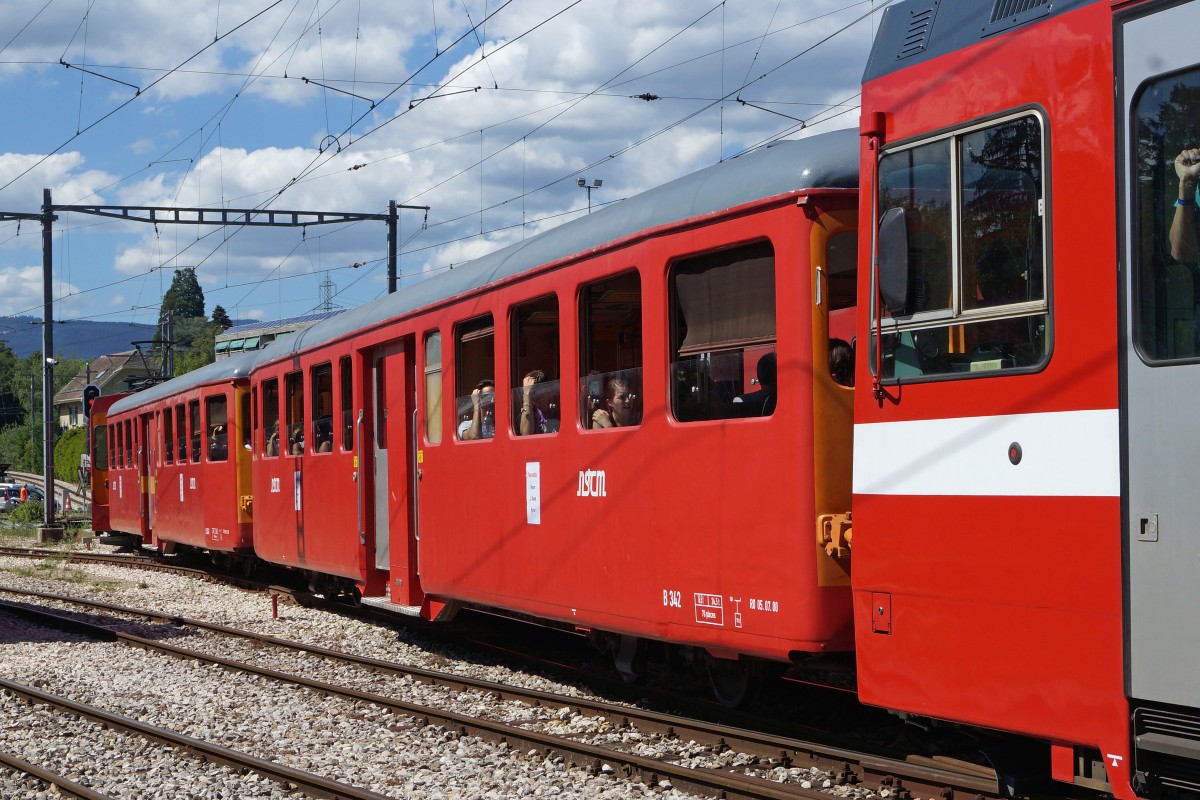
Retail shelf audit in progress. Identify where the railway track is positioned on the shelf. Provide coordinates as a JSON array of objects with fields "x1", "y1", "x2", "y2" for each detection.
[
  {"x1": 0, "y1": 584, "x2": 1008, "y2": 800},
  {"x1": 0, "y1": 746, "x2": 116, "y2": 800}
]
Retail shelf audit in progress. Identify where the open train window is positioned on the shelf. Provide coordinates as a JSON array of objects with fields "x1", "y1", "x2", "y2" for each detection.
[
  {"x1": 455, "y1": 315, "x2": 495, "y2": 440},
  {"x1": 580, "y1": 272, "x2": 642, "y2": 430},
  {"x1": 189, "y1": 400, "x2": 201, "y2": 462},
  {"x1": 873, "y1": 112, "x2": 1048, "y2": 380},
  {"x1": 109, "y1": 424, "x2": 117, "y2": 468},
  {"x1": 340, "y1": 357, "x2": 353, "y2": 451},
  {"x1": 1132, "y1": 66, "x2": 1200, "y2": 362},
  {"x1": 262, "y1": 378, "x2": 280, "y2": 456},
  {"x1": 175, "y1": 403, "x2": 187, "y2": 463},
  {"x1": 424, "y1": 332, "x2": 442, "y2": 444},
  {"x1": 240, "y1": 391, "x2": 252, "y2": 452},
  {"x1": 285, "y1": 371, "x2": 304, "y2": 455},
  {"x1": 206, "y1": 395, "x2": 228, "y2": 462},
  {"x1": 163, "y1": 407, "x2": 174, "y2": 463},
  {"x1": 311, "y1": 363, "x2": 333, "y2": 453},
  {"x1": 512, "y1": 296, "x2": 560, "y2": 436},
  {"x1": 670, "y1": 242, "x2": 776, "y2": 422},
  {"x1": 124, "y1": 419, "x2": 133, "y2": 466}
]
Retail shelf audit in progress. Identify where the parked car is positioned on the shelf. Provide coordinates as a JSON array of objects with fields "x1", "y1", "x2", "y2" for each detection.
[
  {"x1": 0, "y1": 485, "x2": 21, "y2": 511},
  {"x1": 0, "y1": 483, "x2": 60, "y2": 513}
]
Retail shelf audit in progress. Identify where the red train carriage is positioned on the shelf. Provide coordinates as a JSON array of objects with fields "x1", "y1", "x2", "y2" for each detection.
[
  {"x1": 102, "y1": 353, "x2": 257, "y2": 560},
  {"x1": 854, "y1": 0, "x2": 1200, "y2": 796},
  {"x1": 249, "y1": 129, "x2": 859, "y2": 698}
]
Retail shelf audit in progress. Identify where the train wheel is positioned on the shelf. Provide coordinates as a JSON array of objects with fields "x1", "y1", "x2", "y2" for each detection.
[{"x1": 706, "y1": 656, "x2": 761, "y2": 708}]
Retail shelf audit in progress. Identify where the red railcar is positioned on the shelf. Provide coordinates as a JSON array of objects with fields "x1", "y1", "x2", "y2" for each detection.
[
  {"x1": 248, "y1": 130, "x2": 859, "y2": 696},
  {"x1": 854, "y1": 0, "x2": 1200, "y2": 796},
  {"x1": 103, "y1": 354, "x2": 256, "y2": 558}
]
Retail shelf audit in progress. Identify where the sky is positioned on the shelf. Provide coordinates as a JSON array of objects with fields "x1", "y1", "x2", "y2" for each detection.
[{"x1": 0, "y1": 0, "x2": 889, "y2": 335}]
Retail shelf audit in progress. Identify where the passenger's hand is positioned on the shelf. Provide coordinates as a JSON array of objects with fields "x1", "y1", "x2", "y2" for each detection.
[
  {"x1": 471, "y1": 387, "x2": 482, "y2": 408},
  {"x1": 1176, "y1": 148, "x2": 1200, "y2": 191}
]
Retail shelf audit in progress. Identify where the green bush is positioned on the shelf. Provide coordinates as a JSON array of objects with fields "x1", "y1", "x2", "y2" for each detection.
[
  {"x1": 10, "y1": 500, "x2": 44, "y2": 524},
  {"x1": 55, "y1": 426, "x2": 87, "y2": 483}
]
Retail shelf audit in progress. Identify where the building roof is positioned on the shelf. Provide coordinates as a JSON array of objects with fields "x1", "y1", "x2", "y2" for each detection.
[
  {"x1": 219, "y1": 311, "x2": 341, "y2": 338},
  {"x1": 54, "y1": 350, "x2": 163, "y2": 404}
]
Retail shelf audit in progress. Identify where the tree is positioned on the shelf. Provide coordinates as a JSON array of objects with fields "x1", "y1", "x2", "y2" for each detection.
[
  {"x1": 54, "y1": 425, "x2": 86, "y2": 483},
  {"x1": 211, "y1": 304, "x2": 232, "y2": 330},
  {"x1": 175, "y1": 322, "x2": 219, "y2": 375},
  {"x1": 159, "y1": 267, "x2": 205, "y2": 325}
]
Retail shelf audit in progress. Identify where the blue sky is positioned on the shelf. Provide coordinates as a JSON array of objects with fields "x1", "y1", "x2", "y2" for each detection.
[{"x1": 0, "y1": 0, "x2": 887, "y2": 331}]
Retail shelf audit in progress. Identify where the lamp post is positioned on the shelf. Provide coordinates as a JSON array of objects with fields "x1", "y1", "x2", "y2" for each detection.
[{"x1": 577, "y1": 178, "x2": 602, "y2": 213}]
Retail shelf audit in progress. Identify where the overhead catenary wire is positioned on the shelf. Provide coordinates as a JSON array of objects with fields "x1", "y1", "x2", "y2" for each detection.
[{"x1": 0, "y1": 1, "x2": 887, "y2": 329}]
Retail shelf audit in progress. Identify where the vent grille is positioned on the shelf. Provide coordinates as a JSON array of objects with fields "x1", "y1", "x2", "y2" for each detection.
[
  {"x1": 896, "y1": 2, "x2": 939, "y2": 60},
  {"x1": 1139, "y1": 707, "x2": 1200, "y2": 742},
  {"x1": 1135, "y1": 706, "x2": 1200, "y2": 794},
  {"x1": 983, "y1": 0, "x2": 1051, "y2": 36},
  {"x1": 990, "y1": 0, "x2": 1049, "y2": 24}
]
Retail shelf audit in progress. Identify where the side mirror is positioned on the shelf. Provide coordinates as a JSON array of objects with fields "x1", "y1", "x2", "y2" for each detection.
[{"x1": 878, "y1": 206, "x2": 910, "y2": 314}]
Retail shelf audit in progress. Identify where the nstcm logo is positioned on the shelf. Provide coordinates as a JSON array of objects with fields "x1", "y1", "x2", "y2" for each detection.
[{"x1": 576, "y1": 469, "x2": 606, "y2": 497}]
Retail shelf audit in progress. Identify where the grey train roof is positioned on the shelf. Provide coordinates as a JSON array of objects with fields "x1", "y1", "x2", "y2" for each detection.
[
  {"x1": 268, "y1": 127, "x2": 859, "y2": 362},
  {"x1": 109, "y1": 347, "x2": 264, "y2": 415},
  {"x1": 863, "y1": 0, "x2": 1098, "y2": 84}
]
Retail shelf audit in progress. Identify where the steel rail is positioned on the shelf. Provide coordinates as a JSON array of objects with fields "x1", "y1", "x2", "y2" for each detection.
[
  {"x1": 0, "y1": 599, "x2": 838, "y2": 800},
  {"x1": 0, "y1": 748, "x2": 115, "y2": 800},
  {"x1": 0, "y1": 589, "x2": 1002, "y2": 800}
]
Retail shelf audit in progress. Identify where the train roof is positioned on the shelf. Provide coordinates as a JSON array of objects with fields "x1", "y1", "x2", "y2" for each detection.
[
  {"x1": 108, "y1": 347, "x2": 262, "y2": 415},
  {"x1": 264, "y1": 128, "x2": 859, "y2": 363},
  {"x1": 863, "y1": 0, "x2": 1098, "y2": 84}
]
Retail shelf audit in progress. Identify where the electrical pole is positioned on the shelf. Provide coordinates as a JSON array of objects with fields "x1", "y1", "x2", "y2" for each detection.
[{"x1": 40, "y1": 189, "x2": 60, "y2": 538}]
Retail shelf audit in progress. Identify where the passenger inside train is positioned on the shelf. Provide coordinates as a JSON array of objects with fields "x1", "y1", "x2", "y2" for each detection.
[
  {"x1": 731, "y1": 352, "x2": 777, "y2": 416},
  {"x1": 459, "y1": 379, "x2": 496, "y2": 440},
  {"x1": 591, "y1": 374, "x2": 640, "y2": 428},
  {"x1": 829, "y1": 339, "x2": 854, "y2": 387},
  {"x1": 517, "y1": 370, "x2": 560, "y2": 435}
]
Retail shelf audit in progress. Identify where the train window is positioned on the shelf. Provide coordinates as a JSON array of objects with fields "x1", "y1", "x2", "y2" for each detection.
[
  {"x1": 311, "y1": 363, "x2": 333, "y2": 454},
  {"x1": 114, "y1": 423, "x2": 122, "y2": 468},
  {"x1": 189, "y1": 400, "x2": 201, "y2": 462},
  {"x1": 1132, "y1": 67, "x2": 1200, "y2": 361},
  {"x1": 175, "y1": 403, "x2": 187, "y2": 462},
  {"x1": 874, "y1": 112, "x2": 1048, "y2": 380},
  {"x1": 455, "y1": 315, "x2": 495, "y2": 440},
  {"x1": 580, "y1": 272, "x2": 642, "y2": 430},
  {"x1": 285, "y1": 371, "x2": 304, "y2": 455},
  {"x1": 109, "y1": 424, "x2": 117, "y2": 469},
  {"x1": 669, "y1": 243, "x2": 776, "y2": 422},
  {"x1": 206, "y1": 395, "x2": 228, "y2": 462},
  {"x1": 93, "y1": 423, "x2": 107, "y2": 471},
  {"x1": 340, "y1": 357, "x2": 353, "y2": 451},
  {"x1": 512, "y1": 296, "x2": 560, "y2": 436},
  {"x1": 262, "y1": 378, "x2": 280, "y2": 456},
  {"x1": 240, "y1": 391, "x2": 252, "y2": 452},
  {"x1": 163, "y1": 407, "x2": 174, "y2": 463},
  {"x1": 124, "y1": 419, "x2": 133, "y2": 466},
  {"x1": 424, "y1": 332, "x2": 442, "y2": 444}
]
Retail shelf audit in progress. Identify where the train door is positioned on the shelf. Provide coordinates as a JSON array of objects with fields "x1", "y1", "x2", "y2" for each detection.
[
  {"x1": 1121, "y1": 0, "x2": 1200, "y2": 723},
  {"x1": 140, "y1": 413, "x2": 154, "y2": 532},
  {"x1": 370, "y1": 340, "x2": 421, "y2": 605}
]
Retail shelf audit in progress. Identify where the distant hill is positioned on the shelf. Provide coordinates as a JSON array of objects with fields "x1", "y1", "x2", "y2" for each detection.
[{"x1": 0, "y1": 316, "x2": 158, "y2": 360}]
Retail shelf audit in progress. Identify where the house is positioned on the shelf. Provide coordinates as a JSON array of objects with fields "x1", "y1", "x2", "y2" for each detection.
[{"x1": 53, "y1": 350, "x2": 163, "y2": 429}]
